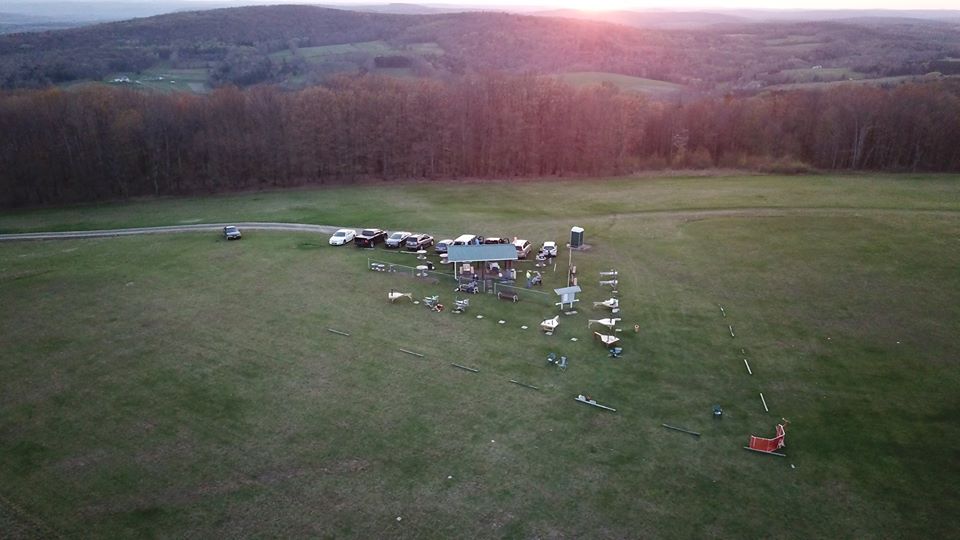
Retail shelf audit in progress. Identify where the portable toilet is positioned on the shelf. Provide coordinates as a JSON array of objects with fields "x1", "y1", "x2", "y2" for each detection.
[{"x1": 570, "y1": 226, "x2": 584, "y2": 248}]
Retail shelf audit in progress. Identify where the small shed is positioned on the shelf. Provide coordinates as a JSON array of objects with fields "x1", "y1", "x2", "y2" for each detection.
[{"x1": 447, "y1": 244, "x2": 518, "y2": 279}]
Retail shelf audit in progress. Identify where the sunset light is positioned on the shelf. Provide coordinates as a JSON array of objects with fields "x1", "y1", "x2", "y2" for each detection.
[{"x1": 1, "y1": 0, "x2": 958, "y2": 537}]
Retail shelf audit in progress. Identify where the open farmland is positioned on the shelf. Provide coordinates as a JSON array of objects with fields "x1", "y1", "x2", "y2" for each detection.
[
  {"x1": 1, "y1": 175, "x2": 959, "y2": 537},
  {"x1": 269, "y1": 41, "x2": 444, "y2": 62},
  {"x1": 555, "y1": 71, "x2": 685, "y2": 96},
  {"x1": 91, "y1": 68, "x2": 212, "y2": 94},
  {"x1": 775, "y1": 67, "x2": 865, "y2": 83}
]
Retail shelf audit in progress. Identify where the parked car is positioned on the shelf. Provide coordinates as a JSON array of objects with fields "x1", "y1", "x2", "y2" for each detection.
[
  {"x1": 435, "y1": 239, "x2": 454, "y2": 254},
  {"x1": 354, "y1": 228, "x2": 387, "y2": 247},
  {"x1": 328, "y1": 228, "x2": 356, "y2": 246},
  {"x1": 483, "y1": 237, "x2": 510, "y2": 244},
  {"x1": 385, "y1": 231, "x2": 413, "y2": 249},
  {"x1": 223, "y1": 226, "x2": 242, "y2": 240},
  {"x1": 453, "y1": 234, "x2": 484, "y2": 246},
  {"x1": 405, "y1": 233, "x2": 435, "y2": 251},
  {"x1": 541, "y1": 241, "x2": 558, "y2": 257},
  {"x1": 513, "y1": 239, "x2": 532, "y2": 259}
]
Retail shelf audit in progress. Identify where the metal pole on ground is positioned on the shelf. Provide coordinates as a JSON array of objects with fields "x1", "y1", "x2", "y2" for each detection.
[
  {"x1": 509, "y1": 380, "x2": 539, "y2": 390},
  {"x1": 662, "y1": 424, "x2": 701, "y2": 437},
  {"x1": 451, "y1": 363, "x2": 479, "y2": 373}
]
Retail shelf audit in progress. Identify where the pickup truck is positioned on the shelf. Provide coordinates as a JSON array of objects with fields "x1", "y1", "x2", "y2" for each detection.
[{"x1": 354, "y1": 228, "x2": 387, "y2": 247}]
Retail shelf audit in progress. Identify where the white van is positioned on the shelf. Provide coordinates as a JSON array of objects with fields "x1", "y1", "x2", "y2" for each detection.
[{"x1": 453, "y1": 234, "x2": 483, "y2": 246}]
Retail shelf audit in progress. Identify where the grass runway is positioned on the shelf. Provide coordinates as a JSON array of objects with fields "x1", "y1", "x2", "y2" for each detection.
[{"x1": 1, "y1": 174, "x2": 958, "y2": 537}]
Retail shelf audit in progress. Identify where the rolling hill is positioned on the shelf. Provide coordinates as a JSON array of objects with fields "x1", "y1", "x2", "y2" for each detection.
[{"x1": 1, "y1": 5, "x2": 958, "y2": 93}]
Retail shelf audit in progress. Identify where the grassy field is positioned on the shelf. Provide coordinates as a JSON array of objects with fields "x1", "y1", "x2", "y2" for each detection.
[
  {"x1": 270, "y1": 41, "x2": 444, "y2": 63},
  {"x1": 776, "y1": 67, "x2": 865, "y2": 83},
  {"x1": 98, "y1": 68, "x2": 212, "y2": 94},
  {"x1": 267, "y1": 40, "x2": 440, "y2": 86},
  {"x1": 1, "y1": 175, "x2": 959, "y2": 537},
  {"x1": 270, "y1": 41, "x2": 395, "y2": 61},
  {"x1": 554, "y1": 72, "x2": 685, "y2": 97},
  {"x1": 765, "y1": 74, "x2": 958, "y2": 92},
  {"x1": 88, "y1": 40, "x2": 442, "y2": 94},
  {"x1": 763, "y1": 36, "x2": 825, "y2": 54}
]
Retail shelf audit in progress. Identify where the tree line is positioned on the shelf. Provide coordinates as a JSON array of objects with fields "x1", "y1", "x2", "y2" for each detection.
[{"x1": 1, "y1": 75, "x2": 959, "y2": 207}]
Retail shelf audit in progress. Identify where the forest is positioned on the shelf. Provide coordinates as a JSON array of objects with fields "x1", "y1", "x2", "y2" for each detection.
[{"x1": 2, "y1": 75, "x2": 958, "y2": 208}]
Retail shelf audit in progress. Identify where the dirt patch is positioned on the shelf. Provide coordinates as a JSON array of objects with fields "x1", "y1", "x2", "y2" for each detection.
[
  {"x1": 328, "y1": 459, "x2": 370, "y2": 474},
  {"x1": 83, "y1": 459, "x2": 371, "y2": 519},
  {"x1": 52, "y1": 449, "x2": 109, "y2": 473},
  {"x1": 0, "y1": 492, "x2": 64, "y2": 540},
  {"x1": 133, "y1": 436, "x2": 195, "y2": 466},
  {"x1": 195, "y1": 478, "x2": 256, "y2": 496},
  {"x1": 255, "y1": 467, "x2": 306, "y2": 484},
  {"x1": 590, "y1": 413, "x2": 615, "y2": 429},
  {"x1": 3, "y1": 269, "x2": 52, "y2": 282}
]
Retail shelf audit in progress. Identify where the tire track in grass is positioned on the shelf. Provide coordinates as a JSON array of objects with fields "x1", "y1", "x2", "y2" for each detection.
[
  {"x1": 1, "y1": 207, "x2": 957, "y2": 242},
  {"x1": 0, "y1": 491, "x2": 65, "y2": 540}
]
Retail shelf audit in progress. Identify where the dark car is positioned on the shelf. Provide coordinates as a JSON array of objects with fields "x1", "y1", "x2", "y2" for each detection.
[
  {"x1": 384, "y1": 231, "x2": 413, "y2": 249},
  {"x1": 483, "y1": 237, "x2": 510, "y2": 245},
  {"x1": 354, "y1": 228, "x2": 387, "y2": 247},
  {"x1": 435, "y1": 239, "x2": 454, "y2": 254},
  {"x1": 405, "y1": 233, "x2": 435, "y2": 251}
]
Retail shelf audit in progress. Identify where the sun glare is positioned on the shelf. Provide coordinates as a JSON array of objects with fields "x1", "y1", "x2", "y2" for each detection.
[
  {"x1": 565, "y1": 1, "x2": 618, "y2": 10},
  {"x1": 561, "y1": 0, "x2": 633, "y2": 10},
  {"x1": 547, "y1": 0, "x2": 958, "y2": 8}
]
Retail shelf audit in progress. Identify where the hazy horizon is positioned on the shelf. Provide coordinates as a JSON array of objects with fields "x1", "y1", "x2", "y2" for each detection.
[
  {"x1": 3, "y1": 0, "x2": 958, "y2": 31},
  {"x1": 6, "y1": 0, "x2": 960, "y2": 13}
]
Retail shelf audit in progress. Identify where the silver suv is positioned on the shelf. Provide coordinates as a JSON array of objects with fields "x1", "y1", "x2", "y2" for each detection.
[{"x1": 223, "y1": 226, "x2": 242, "y2": 240}]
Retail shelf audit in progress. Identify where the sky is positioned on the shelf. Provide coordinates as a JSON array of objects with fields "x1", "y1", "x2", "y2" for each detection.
[
  {"x1": 11, "y1": 0, "x2": 960, "y2": 15},
  {"x1": 16, "y1": 0, "x2": 951, "y2": 9},
  {"x1": 313, "y1": 0, "x2": 960, "y2": 10}
]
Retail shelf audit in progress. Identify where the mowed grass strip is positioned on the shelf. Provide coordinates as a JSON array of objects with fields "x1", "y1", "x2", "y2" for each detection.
[
  {"x1": 1, "y1": 176, "x2": 959, "y2": 537},
  {"x1": 2, "y1": 174, "x2": 958, "y2": 235}
]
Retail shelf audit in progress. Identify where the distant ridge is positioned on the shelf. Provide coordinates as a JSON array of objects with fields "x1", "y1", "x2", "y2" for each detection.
[
  {"x1": 533, "y1": 9, "x2": 747, "y2": 29},
  {"x1": 319, "y1": 3, "x2": 462, "y2": 15},
  {"x1": 726, "y1": 8, "x2": 960, "y2": 22},
  {"x1": 1, "y1": 4, "x2": 957, "y2": 92}
]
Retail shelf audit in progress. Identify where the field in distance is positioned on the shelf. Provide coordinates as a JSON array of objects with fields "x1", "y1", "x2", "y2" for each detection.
[
  {"x1": 95, "y1": 67, "x2": 212, "y2": 94},
  {"x1": 1, "y1": 174, "x2": 958, "y2": 537},
  {"x1": 554, "y1": 71, "x2": 685, "y2": 96}
]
